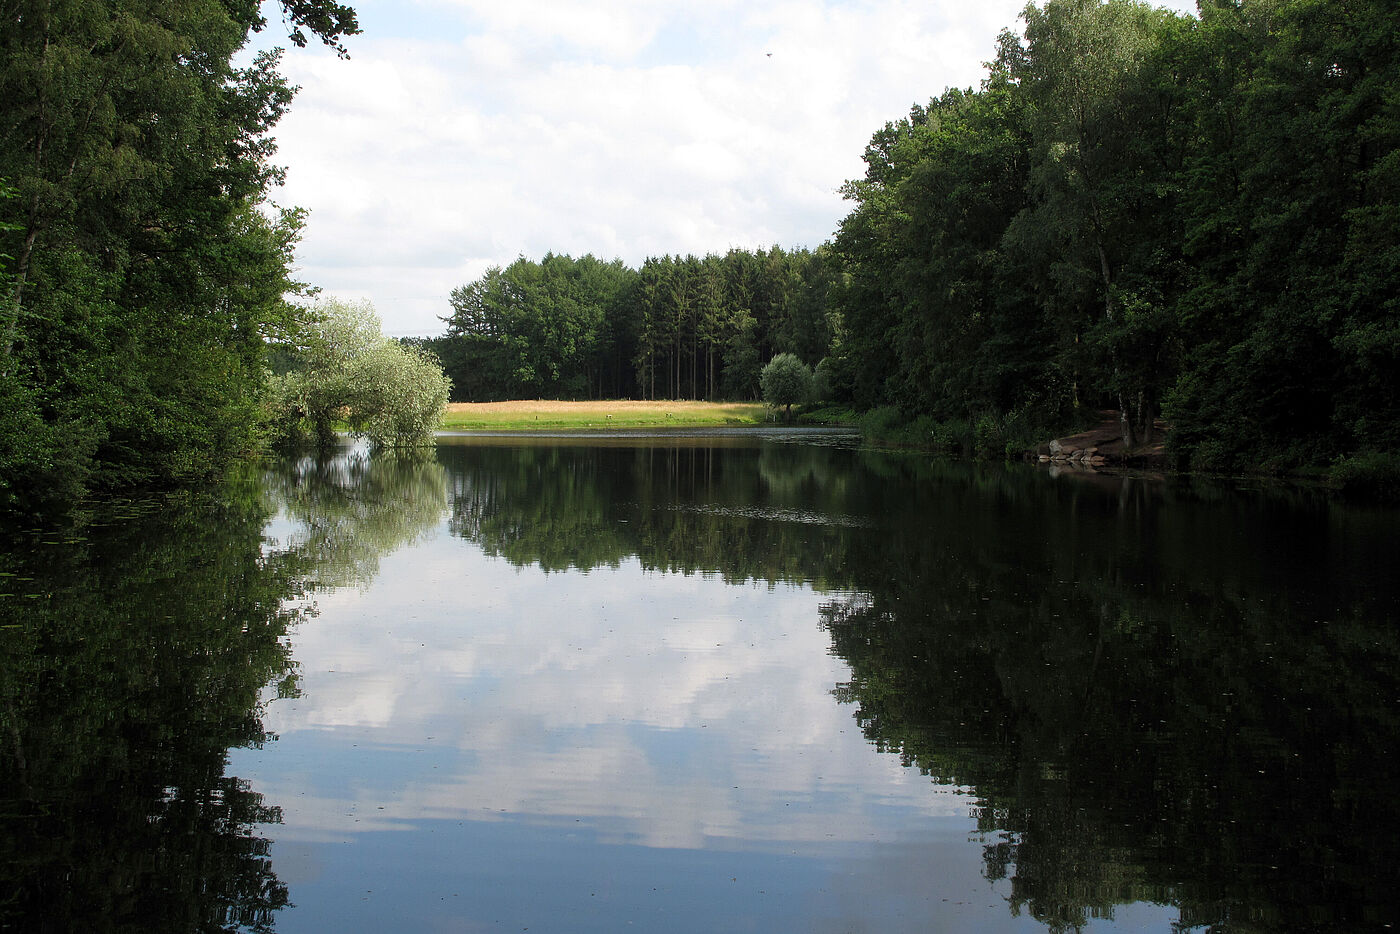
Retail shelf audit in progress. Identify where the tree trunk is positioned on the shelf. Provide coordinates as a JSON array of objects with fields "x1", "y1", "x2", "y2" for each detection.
[
  {"x1": 1136, "y1": 392, "x2": 1155, "y2": 446},
  {"x1": 1, "y1": 201, "x2": 43, "y2": 361},
  {"x1": 1118, "y1": 394, "x2": 1138, "y2": 449}
]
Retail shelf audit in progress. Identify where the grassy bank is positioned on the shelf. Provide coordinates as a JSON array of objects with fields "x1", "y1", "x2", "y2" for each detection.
[{"x1": 439, "y1": 400, "x2": 770, "y2": 431}]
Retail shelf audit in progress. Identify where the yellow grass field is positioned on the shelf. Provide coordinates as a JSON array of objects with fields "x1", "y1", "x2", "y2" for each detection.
[{"x1": 438, "y1": 399, "x2": 770, "y2": 431}]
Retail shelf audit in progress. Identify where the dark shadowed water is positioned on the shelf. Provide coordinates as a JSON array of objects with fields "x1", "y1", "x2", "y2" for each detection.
[{"x1": 2, "y1": 431, "x2": 1398, "y2": 932}]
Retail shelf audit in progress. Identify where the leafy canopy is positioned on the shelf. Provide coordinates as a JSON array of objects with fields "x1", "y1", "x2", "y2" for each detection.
[
  {"x1": 268, "y1": 299, "x2": 451, "y2": 449},
  {"x1": 760, "y1": 352, "x2": 813, "y2": 418},
  {"x1": 0, "y1": 0, "x2": 361, "y2": 508}
]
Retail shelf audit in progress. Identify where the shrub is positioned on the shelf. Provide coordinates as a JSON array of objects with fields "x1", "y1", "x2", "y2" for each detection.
[{"x1": 1330, "y1": 451, "x2": 1400, "y2": 501}]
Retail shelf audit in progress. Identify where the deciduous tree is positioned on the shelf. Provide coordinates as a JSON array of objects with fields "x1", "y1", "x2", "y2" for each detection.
[
  {"x1": 760, "y1": 352, "x2": 813, "y2": 420},
  {"x1": 0, "y1": 0, "x2": 359, "y2": 507},
  {"x1": 268, "y1": 299, "x2": 450, "y2": 448}
]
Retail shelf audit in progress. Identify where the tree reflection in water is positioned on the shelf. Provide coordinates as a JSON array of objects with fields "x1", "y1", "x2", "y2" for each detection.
[
  {"x1": 0, "y1": 443, "x2": 448, "y2": 933},
  {"x1": 440, "y1": 437, "x2": 1400, "y2": 933},
  {"x1": 3, "y1": 435, "x2": 1397, "y2": 933},
  {"x1": 814, "y1": 465, "x2": 1400, "y2": 932},
  {"x1": 266, "y1": 446, "x2": 448, "y2": 590}
]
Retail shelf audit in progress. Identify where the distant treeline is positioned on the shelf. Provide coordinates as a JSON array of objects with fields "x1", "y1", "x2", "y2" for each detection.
[
  {"x1": 417, "y1": 247, "x2": 839, "y2": 403},
  {"x1": 426, "y1": 0, "x2": 1398, "y2": 478}
]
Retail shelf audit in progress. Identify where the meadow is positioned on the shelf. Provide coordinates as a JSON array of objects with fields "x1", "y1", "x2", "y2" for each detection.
[{"x1": 438, "y1": 399, "x2": 770, "y2": 431}]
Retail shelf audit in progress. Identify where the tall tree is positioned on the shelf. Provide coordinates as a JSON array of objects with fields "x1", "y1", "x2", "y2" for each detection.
[
  {"x1": 834, "y1": 73, "x2": 1041, "y2": 422},
  {"x1": 1168, "y1": 0, "x2": 1400, "y2": 469},
  {"x1": 1008, "y1": 0, "x2": 1188, "y2": 446},
  {"x1": 443, "y1": 254, "x2": 634, "y2": 401},
  {"x1": 0, "y1": 0, "x2": 359, "y2": 507},
  {"x1": 268, "y1": 299, "x2": 451, "y2": 449}
]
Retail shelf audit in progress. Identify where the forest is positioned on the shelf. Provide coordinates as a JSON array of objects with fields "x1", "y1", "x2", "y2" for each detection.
[
  {"x1": 427, "y1": 0, "x2": 1398, "y2": 484},
  {"x1": 834, "y1": 0, "x2": 1398, "y2": 477},
  {"x1": 2, "y1": 0, "x2": 1397, "y2": 507},
  {"x1": 426, "y1": 247, "x2": 839, "y2": 404},
  {"x1": 0, "y1": 0, "x2": 357, "y2": 510}
]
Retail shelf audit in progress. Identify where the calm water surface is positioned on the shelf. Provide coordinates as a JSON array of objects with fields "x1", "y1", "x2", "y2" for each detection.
[{"x1": 2, "y1": 431, "x2": 1397, "y2": 933}]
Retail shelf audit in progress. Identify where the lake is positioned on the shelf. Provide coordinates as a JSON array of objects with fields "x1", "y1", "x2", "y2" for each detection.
[{"x1": 2, "y1": 430, "x2": 1397, "y2": 932}]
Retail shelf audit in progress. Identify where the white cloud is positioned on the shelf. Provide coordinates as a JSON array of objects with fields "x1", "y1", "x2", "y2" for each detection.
[{"x1": 256, "y1": 0, "x2": 1199, "y2": 336}]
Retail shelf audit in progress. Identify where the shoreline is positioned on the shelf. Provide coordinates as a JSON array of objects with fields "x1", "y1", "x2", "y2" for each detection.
[{"x1": 1032, "y1": 411, "x2": 1169, "y2": 472}]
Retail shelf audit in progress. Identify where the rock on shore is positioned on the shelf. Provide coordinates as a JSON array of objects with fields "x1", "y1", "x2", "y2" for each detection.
[{"x1": 1035, "y1": 412, "x2": 1167, "y2": 471}]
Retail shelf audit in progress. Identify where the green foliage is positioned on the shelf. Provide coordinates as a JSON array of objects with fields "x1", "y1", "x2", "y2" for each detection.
[
  {"x1": 443, "y1": 253, "x2": 635, "y2": 401},
  {"x1": 810, "y1": 356, "x2": 836, "y2": 403},
  {"x1": 796, "y1": 403, "x2": 859, "y2": 426},
  {"x1": 922, "y1": 418, "x2": 966, "y2": 452},
  {"x1": 857, "y1": 405, "x2": 905, "y2": 440},
  {"x1": 833, "y1": 76, "x2": 1045, "y2": 421},
  {"x1": 0, "y1": 0, "x2": 354, "y2": 508},
  {"x1": 1163, "y1": 0, "x2": 1400, "y2": 469},
  {"x1": 351, "y1": 340, "x2": 454, "y2": 447},
  {"x1": 1330, "y1": 450, "x2": 1400, "y2": 501},
  {"x1": 268, "y1": 299, "x2": 451, "y2": 449},
  {"x1": 856, "y1": 406, "x2": 944, "y2": 448},
  {"x1": 441, "y1": 246, "x2": 838, "y2": 403},
  {"x1": 759, "y1": 352, "x2": 813, "y2": 418},
  {"x1": 825, "y1": 0, "x2": 1400, "y2": 477}
]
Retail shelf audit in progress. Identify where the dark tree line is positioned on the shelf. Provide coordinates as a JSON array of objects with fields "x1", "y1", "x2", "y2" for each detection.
[
  {"x1": 430, "y1": 246, "x2": 840, "y2": 403},
  {"x1": 0, "y1": 0, "x2": 358, "y2": 509},
  {"x1": 834, "y1": 0, "x2": 1399, "y2": 475}
]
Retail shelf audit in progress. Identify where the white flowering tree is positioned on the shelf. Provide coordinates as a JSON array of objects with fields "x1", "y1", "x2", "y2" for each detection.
[{"x1": 268, "y1": 299, "x2": 451, "y2": 448}]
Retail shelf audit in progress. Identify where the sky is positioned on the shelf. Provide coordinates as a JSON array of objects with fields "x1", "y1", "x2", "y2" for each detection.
[{"x1": 250, "y1": 0, "x2": 1200, "y2": 337}]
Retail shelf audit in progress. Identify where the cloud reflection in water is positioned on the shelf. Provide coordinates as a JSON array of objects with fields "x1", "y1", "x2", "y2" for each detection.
[{"x1": 237, "y1": 538, "x2": 969, "y2": 852}]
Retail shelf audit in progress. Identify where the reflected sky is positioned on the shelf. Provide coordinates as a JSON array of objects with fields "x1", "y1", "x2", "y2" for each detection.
[
  {"x1": 229, "y1": 443, "x2": 1184, "y2": 932},
  {"x1": 7, "y1": 439, "x2": 1391, "y2": 932},
  {"x1": 233, "y1": 539, "x2": 964, "y2": 841}
]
